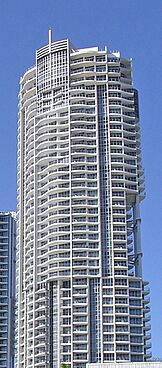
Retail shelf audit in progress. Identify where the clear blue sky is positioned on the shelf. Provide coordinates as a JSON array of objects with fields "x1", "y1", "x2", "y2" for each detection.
[{"x1": 0, "y1": 0, "x2": 162, "y2": 358}]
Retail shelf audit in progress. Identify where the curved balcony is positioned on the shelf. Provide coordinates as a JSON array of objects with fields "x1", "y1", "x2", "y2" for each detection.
[{"x1": 22, "y1": 86, "x2": 36, "y2": 102}]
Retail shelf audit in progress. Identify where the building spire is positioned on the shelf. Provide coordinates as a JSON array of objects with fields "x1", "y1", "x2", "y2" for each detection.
[{"x1": 48, "y1": 29, "x2": 52, "y2": 51}]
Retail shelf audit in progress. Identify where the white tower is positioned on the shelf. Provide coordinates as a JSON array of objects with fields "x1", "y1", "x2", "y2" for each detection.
[{"x1": 17, "y1": 32, "x2": 151, "y2": 368}]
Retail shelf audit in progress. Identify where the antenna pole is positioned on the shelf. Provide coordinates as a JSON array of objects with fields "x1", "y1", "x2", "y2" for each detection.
[{"x1": 49, "y1": 29, "x2": 52, "y2": 51}]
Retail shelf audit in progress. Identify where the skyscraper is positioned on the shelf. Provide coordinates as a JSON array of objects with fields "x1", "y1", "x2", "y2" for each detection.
[
  {"x1": 0, "y1": 212, "x2": 16, "y2": 368},
  {"x1": 17, "y1": 32, "x2": 151, "y2": 368}
]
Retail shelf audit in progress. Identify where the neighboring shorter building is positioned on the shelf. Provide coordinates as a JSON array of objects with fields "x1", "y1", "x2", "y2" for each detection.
[
  {"x1": 87, "y1": 363, "x2": 162, "y2": 368},
  {"x1": 0, "y1": 212, "x2": 16, "y2": 368}
]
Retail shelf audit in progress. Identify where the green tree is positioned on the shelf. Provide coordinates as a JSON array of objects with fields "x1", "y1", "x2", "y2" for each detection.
[{"x1": 61, "y1": 364, "x2": 71, "y2": 368}]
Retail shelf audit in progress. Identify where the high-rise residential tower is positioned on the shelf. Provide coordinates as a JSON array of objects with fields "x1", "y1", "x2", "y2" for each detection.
[
  {"x1": 0, "y1": 212, "x2": 16, "y2": 368},
  {"x1": 17, "y1": 32, "x2": 151, "y2": 368}
]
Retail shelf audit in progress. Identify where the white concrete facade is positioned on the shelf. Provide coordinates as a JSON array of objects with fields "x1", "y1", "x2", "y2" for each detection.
[
  {"x1": 17, "y1": 33, "x2": 151, "y2": 368},
  {"x1": 88, "y1": 363, "x2": 162, "y2": 368}
]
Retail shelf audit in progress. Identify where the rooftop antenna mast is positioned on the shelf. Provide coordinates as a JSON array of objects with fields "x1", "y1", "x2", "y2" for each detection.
[{"x1": 49, "y1": 29, "x2": 52, "y2": 51}]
